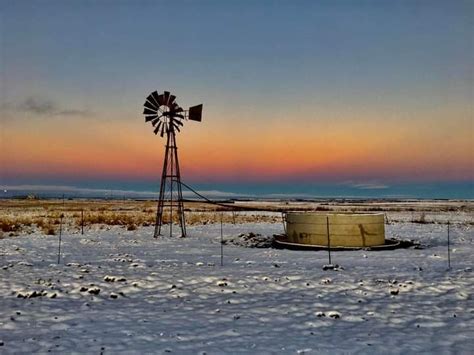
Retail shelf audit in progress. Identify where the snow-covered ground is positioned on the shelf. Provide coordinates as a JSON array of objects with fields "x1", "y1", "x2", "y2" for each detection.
[{"x1": 0, "y1": 221, "x2": 473, "y2": 354}]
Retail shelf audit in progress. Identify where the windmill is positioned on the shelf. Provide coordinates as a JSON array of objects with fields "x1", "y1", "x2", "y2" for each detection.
[{"x1": 143, "y1": 90, "x2": 203, "y2": 238}]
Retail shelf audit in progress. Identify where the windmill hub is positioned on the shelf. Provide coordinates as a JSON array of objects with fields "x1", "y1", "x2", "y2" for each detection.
[{"x1": 142, "y1": 90, "x2": 203, "y2": 238}]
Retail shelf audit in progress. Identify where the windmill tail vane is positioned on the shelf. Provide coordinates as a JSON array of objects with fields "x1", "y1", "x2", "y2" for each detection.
[{"x1": 143, "y1": 90, "x2": 203, "y2": 238}]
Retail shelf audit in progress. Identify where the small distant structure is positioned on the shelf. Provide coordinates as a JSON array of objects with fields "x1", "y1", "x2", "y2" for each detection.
[{"x1": 142, "y1": 90, "x2": 203, "y2": 238}]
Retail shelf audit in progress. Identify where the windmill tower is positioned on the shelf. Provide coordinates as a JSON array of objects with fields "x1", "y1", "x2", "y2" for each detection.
[{"x1": 143, "y1": 90, "x2": 202, "y2": 238}]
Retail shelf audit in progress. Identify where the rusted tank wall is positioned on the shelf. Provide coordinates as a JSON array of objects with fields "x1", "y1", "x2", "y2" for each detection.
[{"x1": 286, "y1": 213, "x2": 385, "y2": 247}]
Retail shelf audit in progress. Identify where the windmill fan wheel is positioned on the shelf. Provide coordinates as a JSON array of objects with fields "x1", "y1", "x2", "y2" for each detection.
[{"x1": 143, "y1": 90, "x2": 185, "y2": 137}]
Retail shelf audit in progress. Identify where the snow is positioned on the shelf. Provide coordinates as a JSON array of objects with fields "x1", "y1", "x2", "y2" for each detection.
[{"x1": 0, "y1": 221, "x2": 473, "y2": 353}]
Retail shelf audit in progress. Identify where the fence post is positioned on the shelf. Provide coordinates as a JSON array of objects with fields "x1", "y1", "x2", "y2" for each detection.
[
  {"x1": 326, "y1": 216, "x2": 332, "y2": 265},
  {"x1": 220, "y1": 213, "x2": 224, "y2": 266},
  {"x1": 57, "y1": 214, "x2": 63, "y2": 264},
  {"x1": 447, "y1": 221, "x2": 451, "y2": 269}
]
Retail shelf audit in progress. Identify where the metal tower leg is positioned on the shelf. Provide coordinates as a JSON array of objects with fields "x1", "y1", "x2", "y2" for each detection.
[
  {"x1": 154, "y1": 132, "x2": 171, "y2": 238},
  {"x1": 154, "y1": 130, "x2": 187, "y2": 238},
  {"x1": 173, "y1": 135, "x2": 187, "y2": 237}
]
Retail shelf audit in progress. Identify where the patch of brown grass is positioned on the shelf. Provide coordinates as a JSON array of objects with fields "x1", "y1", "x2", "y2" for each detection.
[
  {"x1": 0, "y1": 214, "x2": 61, "y2": 235},
  {"x1": 79, "y1": 211, "x2": 155, "y2": 227},
  {"x1": 183, "y1": 212, "x2": 282, "y2": 225},
  {"x1": 0, "y1": 216, "x2": 33, "y2": 232}
]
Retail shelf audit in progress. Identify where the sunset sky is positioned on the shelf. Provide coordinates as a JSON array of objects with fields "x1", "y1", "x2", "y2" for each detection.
[{"x1": 1, "y1": 1, "x2": 473, "y2": 198}]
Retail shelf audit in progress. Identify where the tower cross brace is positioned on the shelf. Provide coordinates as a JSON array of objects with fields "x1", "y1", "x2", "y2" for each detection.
[{"x1": 154, "y1": 127, "x2": 186, "y2": 238}]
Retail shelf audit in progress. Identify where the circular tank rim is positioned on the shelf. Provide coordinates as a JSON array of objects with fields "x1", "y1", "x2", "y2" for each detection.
[
  {"x1": 285, "y1": 212, "x2": 385, "y2": 217},
  {"x1": 274, "y1": 235, "x2": 400, "y2": 251}
]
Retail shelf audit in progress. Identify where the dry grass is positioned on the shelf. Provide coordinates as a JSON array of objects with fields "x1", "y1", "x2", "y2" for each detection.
[
  {"x1": 0, "y1": 208, "x2": 281, "y2": 236},
  {"x1": 81, "y1": 211, "x2": 155, "y2": 227},
  {"x1": 0, "y1": 216, "x2": 31, "y2": 232},
  {"x1": 0, "y1": 198, "x2": 472, "y2": 236},
  {"x1": 0, "y1": 215, "x2": 58, "y2": 237},
  {"x1": 184, "y1": 212, "x2": 281, "y2": 225}
]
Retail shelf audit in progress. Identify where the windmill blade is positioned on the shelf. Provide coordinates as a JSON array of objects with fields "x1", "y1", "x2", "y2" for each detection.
[
  {"x1": 157, "y1": 94, "x2": 165, "y2": 106},
  {"x1": 188, "y1": 104, "x2": 203, "y2": 122},
  {"x1": 144, "y1": 100, "x2": 158, "y2": 112},
  {"x1": 150, "y1": 91, "x2": 161, "y2": 107},
  {"x1": 146, "y1": 94, "x2": 160, "y2": 109},
  {"x1": 151, "y1": 116, "x2": 162, "y2": 126},
  {"x1": 171, "y1": 102, "x2": 184, "y2": 113},
  {"x1": 163, "y1": 91, "x2": 170, "y2": 105},
  {"x1": 174, "y1": 124, "x2": 181, "y2": 132},
  {"x1": 143, "y1": 100, "x2": 159, "y2": 111},
  {"x1": 171, "y1": 119, "x2": 182, "y2": 129},
  {"x1": 146, "y1": 98, "x2": 158, "y2": 110},
  {"x1": 145, "y1": 114, "x2": 158, "y2": 122},
  {"x1": 173, "y1": 113, "x2": 184, "y2": 119},
  {"x1": 143, "y1": 108, "x2": 156, "y2": 115},
  {"x1": 160, "y1": 123, "x2": 166, "y2": 137},
  {"x1": 154, "y1": 123, "x2": 161, "y2": 135},
  {"x1": 168, "y1": 94, "x2": 176, "y2": 105},
  {"x1": 153, "y1": 121, "x2": 162, "y2": 133}
]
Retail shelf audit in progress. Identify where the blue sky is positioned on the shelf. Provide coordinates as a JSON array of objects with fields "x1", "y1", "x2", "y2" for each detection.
[{"x1": 2, "y1": 0, "x2": 471, "y2": 108}]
